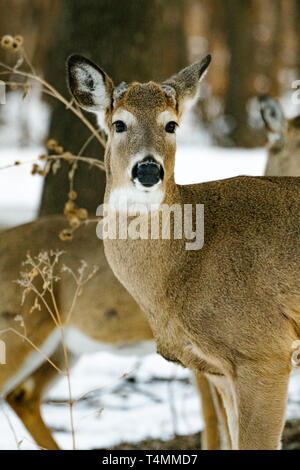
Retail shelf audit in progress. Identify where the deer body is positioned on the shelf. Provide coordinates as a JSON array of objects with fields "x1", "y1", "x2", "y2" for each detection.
[
  {"x1": 0, "y1": 217, "x2": 154, "y2": 384},
  {"x1": 105, "y1": 177, "x2": 300, "y2": 449},
  {"x1": 0, "y1": 216, "x2": 221, "y2": 450},
  {"x1": 0, "y1": 216, "x2": 155, "y2": 448},
  {"x1": 105, "y1": 175, "x2": 300, "y2": 373},
  {"x1": 265, "y1": 145, "x2": 300, "y2": 176},
  {"x1": 68, "y1": 54, "x2": 300, "y2": 449}
]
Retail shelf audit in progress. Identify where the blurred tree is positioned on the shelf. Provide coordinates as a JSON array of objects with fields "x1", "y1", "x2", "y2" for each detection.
[
  {"x1": 295, "y1": 0, "x2": 300, "y2": 77},
  {"x1": 184, "y1": 0, "x2": 294, "y2": 147},
  {"x1": 222, "y1": 0, "x2": 258, "y2": 147},
  {"x1": 184, "y1": 0, "x2": 228, "y2": 143},
  {"x1": 0, "y1": 0, "x2": 59, "y2": 71},
  {"x1": 0, "y1": 1, "x2": 59, "y2": 145},
  {"x1": 39, "y1": 0, "x2": 187, "y2": 216}
]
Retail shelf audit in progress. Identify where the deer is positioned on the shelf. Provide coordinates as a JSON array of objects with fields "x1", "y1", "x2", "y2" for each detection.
[
  {"x1": 0, "y1": 204, "x2": 225, "y2": 448},
  {"x1": 66, "y1": 53, "x2": 300, "y2": 450},
  {"x1": 0, "y1": 217, "x2": 151, "y2": 449},
  {"x1": 259, "y1": 95, "x2": 300, "y2": 177}
]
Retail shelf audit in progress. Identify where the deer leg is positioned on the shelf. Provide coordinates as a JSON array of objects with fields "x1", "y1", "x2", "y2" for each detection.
[
  {"x1": 194, "y1": 373, "x2": 231, "y2": 450},
  {"x1": 5, "y1": 348, "x2": 76, "y2": 450},
  {"x1": 213, "y1": 364, "x2": 290, "y2": 450},
  {"x1": 213, "y1": 382, "x2": 232, "y2": 449},
  {"x1": 194, "y1": 373, "x2": 219, "y2": 449},
  {"x1": 233, "y1": 364, "x2": 290, "y2": 450},
  {"x1": 208, "y1": 375, "x2": 237, "y2": 449}
]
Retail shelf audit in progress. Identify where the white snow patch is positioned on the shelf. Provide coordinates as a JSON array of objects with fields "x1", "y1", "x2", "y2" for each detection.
[{"x1": 0, "y1": 146, "x2": 44, "y2": 227}]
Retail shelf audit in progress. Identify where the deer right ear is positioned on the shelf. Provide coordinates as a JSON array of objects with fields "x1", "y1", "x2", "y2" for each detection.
[
  {"x1": 162, "y1": 55, "x2": 211, "y2": 114},
  {"x1": 67, "y1": 54, "x2": 113, "y2": 120},
  {"x1": 259, "y1": 96, "x2": 285, "y2": 135}
]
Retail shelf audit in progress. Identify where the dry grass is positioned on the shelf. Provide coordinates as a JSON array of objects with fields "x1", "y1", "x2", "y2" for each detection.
[{"x1": 0, "y1": 250, "x2": 99, "y2": 449}]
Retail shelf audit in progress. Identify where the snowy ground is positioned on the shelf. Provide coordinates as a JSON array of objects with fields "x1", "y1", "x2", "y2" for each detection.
[
  {"x1": 0, "y1": 146, "x2": 44, "y2": 227},
  {"x1": 0, "y1": 107, "x2": 300, "y2": 449}
]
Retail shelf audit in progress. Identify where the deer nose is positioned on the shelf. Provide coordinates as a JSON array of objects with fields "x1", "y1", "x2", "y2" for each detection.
[{"x1": 132, "y1": 157, "x2": 164, "y2": 188}]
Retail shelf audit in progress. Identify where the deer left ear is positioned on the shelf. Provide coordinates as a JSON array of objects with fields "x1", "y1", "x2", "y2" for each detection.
[
  {"x1": 259, "y1": 96, "x2": 285, "y2": 135},
  {"x1": 67, "y1": 54, "x2": 113, "y2": 118},
  {"x1": 162, "y1": 54, "x2": 211, "y2": 113}
]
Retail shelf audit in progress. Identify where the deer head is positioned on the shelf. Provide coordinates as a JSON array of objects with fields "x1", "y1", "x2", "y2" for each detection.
[
  {"x1": 259, "y1": 95, "x2": 300, "y2": 153},
  {"x1": 67, "y1": 54, "x2": 211, "y2": 211}
]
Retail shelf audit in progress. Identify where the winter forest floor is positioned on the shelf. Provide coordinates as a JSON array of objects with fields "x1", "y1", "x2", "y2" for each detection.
[{"x1": 108, "y1": 419, "x2": 300, "y2": 449}]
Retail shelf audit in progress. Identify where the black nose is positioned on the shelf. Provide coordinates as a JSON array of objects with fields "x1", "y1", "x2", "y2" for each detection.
[{"x1": 132, "y1": 157, "x2": 164, "y2": 188}]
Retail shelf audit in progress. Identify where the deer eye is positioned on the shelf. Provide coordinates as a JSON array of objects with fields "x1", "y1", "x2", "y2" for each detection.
[
  {"x1": 165, "y1": 121, "x2": 178, "y2": 133},
  {"x1": 113, "y1": 120, "x2": 127, "y2": 133}
]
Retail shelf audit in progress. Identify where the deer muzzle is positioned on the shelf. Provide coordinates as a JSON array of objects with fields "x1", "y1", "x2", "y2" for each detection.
[{"x1": 132, "y1": 157, "x2": 164, "y2": 188}]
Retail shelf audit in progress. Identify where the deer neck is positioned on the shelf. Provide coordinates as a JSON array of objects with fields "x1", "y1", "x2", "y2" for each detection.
[
  {"x1": 103, "y1": 172, "x2": 187, "y2": 317},
  {"x1": 267, "y1": 147, "x2": 299, "y2": 177}
]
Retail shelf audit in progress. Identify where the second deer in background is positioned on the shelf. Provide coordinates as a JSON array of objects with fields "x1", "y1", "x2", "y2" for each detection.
[{"x1": 260, "y1": 96, "x2": 300, "y2": 177}]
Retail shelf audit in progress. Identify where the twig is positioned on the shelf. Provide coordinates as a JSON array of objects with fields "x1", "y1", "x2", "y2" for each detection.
[
  {"x1": 0, "y1": 64, "x2": 106, "y2": 149},
  {"x1": 0, "y1": 327, "x2": 63, "y2": 374},
  {"x1": 0, "y1": 154, "x2": 105, "y2": 172}
]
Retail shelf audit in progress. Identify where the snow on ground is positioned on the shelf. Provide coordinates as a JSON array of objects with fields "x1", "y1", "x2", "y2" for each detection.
[
  {"x1": 0, "y1": 117, "x2": 299, "y2": 450},
  {"x1": 0, "y1": 146, "x2": 44, "y2": 227},
  {"x1": 0, "y1": 354, "x2": 202, "y2": 450}
]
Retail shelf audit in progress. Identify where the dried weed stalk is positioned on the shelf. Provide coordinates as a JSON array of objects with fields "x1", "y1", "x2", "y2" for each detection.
[
  {"x1": 0, "y1": 35, "x2": 106, "y2": 239},
  {"x1": 0, "y1": 250, "x2": 99, "y2": 449}
]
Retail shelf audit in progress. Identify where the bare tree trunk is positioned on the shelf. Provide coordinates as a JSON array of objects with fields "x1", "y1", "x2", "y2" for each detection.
[
  {"x1": 222, "y1": 0, "x2": 256, "y2": 147},
  {"x1": 294, "y1": 0, "x2": 300, "y2": 77}
]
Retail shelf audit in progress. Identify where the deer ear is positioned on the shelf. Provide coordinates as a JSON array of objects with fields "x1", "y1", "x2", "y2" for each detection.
[
  {"x1": 67, "y1": 54, "x2": 113, "y2": 119},
  {"x1": 259, "y1": 96, "x2": 285, "y2": 135},
  {"x1": 162, "y1": 54, "x2": 211, "y2": 113}
]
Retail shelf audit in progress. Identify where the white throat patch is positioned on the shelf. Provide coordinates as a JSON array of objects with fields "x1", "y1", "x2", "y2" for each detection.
[{"x1": 109, "y1": 184, "x2": 164, "y2": 213}]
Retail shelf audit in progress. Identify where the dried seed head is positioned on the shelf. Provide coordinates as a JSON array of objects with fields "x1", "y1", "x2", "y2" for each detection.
[
  {"x1": 63, "y1": 151, "x2": 73, "y2": 162},
  {"x1": 77, "y1": 208, "x2": 88, "y2": 220},
  {"x1": 66, "y1": 210, "x2": 78, "y2": 220},
  {"x1": 14, "y1": 161, "x2": 20, "y2": 166},
  {"x1": 31, "y1": 163, "x2": 40, "y2": 175},
  {"x1": 11, "y1": 40, "x2": 21, "y2": 52},
  {"x1": 1, "y1": 35, "x2": 14, "y2": 50},
  {"x1": 9, "y1": 83, "x2": 18, "y2": 91},
  {"x1": 59, "y1": 229, "x2": 73, "y2": 241},
  {"x1": 68, "y1": 190, "x2": 77, "y2": 200},
  {"x1": 54, "y1": 145, "x2": 64, "y2": 154},
  {"x1": 64, "y1": 201, "x2": 75, "y2": 213},
  {"x1": 69, "y1": 217, "x2": 80, "y2": 228},
  {"x1": 39, "y1": 154, "x2": 47, "y2": 160},
  {"x1": 22, "y1": 84, "x2": 30, "y2": 99},
  {"x1": 14, "y1": 35, "x2": 24, "y2": 46},
  {"x1": 46, "y1": 139, "x2": 58, "y2": 150}
]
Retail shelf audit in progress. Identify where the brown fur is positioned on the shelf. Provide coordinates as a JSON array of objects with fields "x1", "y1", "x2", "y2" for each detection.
[
  {"x1": 0, "y1": 216, "x2": 218, "y2": 450},
  {"x1": 67, "y1": 55, "x2": 300, "y2": 449},
  {"x1": 0, "y1": 217, "x2": 152, "y2": 449},
  {"x1": 265, "y1": 122, "x2": 300, "y2": 176}
]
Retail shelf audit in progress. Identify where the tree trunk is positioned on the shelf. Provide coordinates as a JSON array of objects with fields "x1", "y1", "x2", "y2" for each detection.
[
  {"x1": 223, "y1": 0, "x2": 284, "y2": 147},
  {"x1": 222, "y1": 0, "x2": 256, "y2": 147}
]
